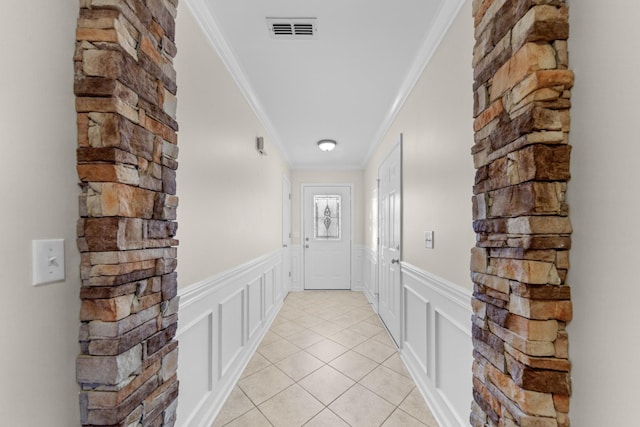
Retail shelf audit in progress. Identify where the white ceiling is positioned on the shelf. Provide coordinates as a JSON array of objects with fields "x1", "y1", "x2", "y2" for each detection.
[{"x1": 184, "y1": 0, "x2": 465, "y2": 169}]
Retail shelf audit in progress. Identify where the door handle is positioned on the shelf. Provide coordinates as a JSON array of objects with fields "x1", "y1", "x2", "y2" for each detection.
[
  {"x1": 283, "y1": 244, "x2": 288, "y2": 248},
  {"x1": 391, "y1": 258, "x2": 400, "y2": 264},
  {"x1": 305, "y1": 245, "x2": 309, "y2": 249}
]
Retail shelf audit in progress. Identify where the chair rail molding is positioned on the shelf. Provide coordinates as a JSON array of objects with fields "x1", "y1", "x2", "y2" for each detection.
[{"x1": 176, "y1": 249, "x2": 287, "y2": 427}]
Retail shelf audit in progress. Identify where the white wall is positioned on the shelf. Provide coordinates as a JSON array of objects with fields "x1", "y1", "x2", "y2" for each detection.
[
  {"x1": 290, "y1": 170, "x2": 364, "y2": 245},
  {"x1": 0, "y1": 1, "x2": 80, "y2": 425},
  {"x1": 175, "y1": 7, "x2": 290, "y2": 289},
  {"x1": 363, "y1": 1, "x2": 475, "y2": 290},
  {"x1": 568, "y1": 1, "x2": 640, "y2": 424}
]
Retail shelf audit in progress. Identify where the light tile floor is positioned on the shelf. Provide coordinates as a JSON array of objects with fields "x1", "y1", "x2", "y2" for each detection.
[{"x1": 212, "y1": 291, "x2": 440, "y2": 427}]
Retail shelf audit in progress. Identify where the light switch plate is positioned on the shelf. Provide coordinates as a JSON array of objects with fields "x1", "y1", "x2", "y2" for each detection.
[
  {"x1": 32, "y1": 239, "x2": 65, "y2": 286},
  {"x1": 424, "y1": 231, "x2": 434, "y2": 249}
]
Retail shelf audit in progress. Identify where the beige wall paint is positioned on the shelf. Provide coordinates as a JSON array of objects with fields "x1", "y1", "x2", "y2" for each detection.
[
  {"x1": 175, "y1": 8, "x2": 290, "y2": 288},
  {"x1": 290, "y1": 170, "x2": 364, "y2": 245},
  {"x1": 364, "y1": 1, "x2": 475, "y2": 289},
  {"x1": 568, "y1": 0, "x2": 640, "y2": 424},
  {"x1": 0, "y1": 1, "x2": 81, "y2": 425},
  {"x1": 1, "y1": 3, "x2": 636, "y2": 426}
]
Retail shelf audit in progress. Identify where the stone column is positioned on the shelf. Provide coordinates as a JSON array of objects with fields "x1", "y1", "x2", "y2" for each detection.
[
  {"x1": 470, "y1": 1, "x2": 573, "y2": 426},
  {"x1": 74, "y1": 0, "x2": 180, "y2": 425}
]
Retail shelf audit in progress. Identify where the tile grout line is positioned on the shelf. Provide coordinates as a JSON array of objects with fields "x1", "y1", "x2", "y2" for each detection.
[{"x1": 215, "y1": 291, "x2": 435, "y2": 427}]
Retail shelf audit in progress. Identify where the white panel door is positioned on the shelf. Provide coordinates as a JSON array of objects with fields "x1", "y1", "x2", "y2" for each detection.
[
  {"x1": 378, "y1": 142, "x2": 402, "y2": 345},
  {"x1": 282, "y1": 176, "x2": 292, "y2": 292},
  {"x1": 303, "y1": 185, "x2": 351, "y2": 290}
]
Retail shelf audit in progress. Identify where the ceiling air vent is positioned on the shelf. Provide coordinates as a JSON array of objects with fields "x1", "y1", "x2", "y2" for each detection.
[{"x1": 267, "y1": 18, "x2": 317, "y2": 40}]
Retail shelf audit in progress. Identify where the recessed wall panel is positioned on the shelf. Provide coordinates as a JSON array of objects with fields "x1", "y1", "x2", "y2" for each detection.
[
  {"x1": 177, "y1": 312, "x2": 213, "y2": 421},
  {"x1": 219, "y1": 289, "x2": 245, "y2": 378},
  {"x1": 435, "y1": 310, "x2": 473, "y2": 425},
  {"x1": 247, "y1": 277, "x2": 263, "y2": 341},
  {"x1": 265, "y1": 270, "x2": 274, "y2": 314},
  {"x1": 404, "y1": 286, "x2": 429, "y2": 374}
]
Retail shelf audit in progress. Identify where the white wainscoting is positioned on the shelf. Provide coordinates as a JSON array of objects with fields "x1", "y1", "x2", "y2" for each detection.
[
  {"x1": 362, "y1": 246, "x2": 378, "y2": 309},
  {"x1": 352, "y1": 244, "x2": 365, "y2": 291},
  {"x1": 175, "y1": 247, "x2": 473, "y2": 427},
  {"x1": 400, "y1": 263, "x2": 473, "y2": 427},
  {"x1": 290, "y1": 244, "x2": 302, "y2": 291},
  {"x1": 175, "y1": 250, "x2": 286, "y2": 427}
]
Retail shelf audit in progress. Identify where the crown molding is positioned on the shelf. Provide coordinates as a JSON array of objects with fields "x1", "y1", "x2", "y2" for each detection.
[
  {"x1": 360, "y1": 0, "x2": 467, "y2": 168},
  {"x1": 183, "y1": 0, "x2": 466, "y2": 171},
  {"x1": 182, "y1": 0, "x2": 291, "y2": 166}
]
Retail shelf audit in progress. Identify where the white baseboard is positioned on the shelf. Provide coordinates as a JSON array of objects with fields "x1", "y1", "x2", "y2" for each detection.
[{"x1": 175, "y1": 250, "x2": 287, "y2": 427}]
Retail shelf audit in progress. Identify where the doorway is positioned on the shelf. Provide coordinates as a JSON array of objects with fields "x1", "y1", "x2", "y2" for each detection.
[
  {"x1": 282, "y1": 176, "x2": 292, "y2": 291},
  {"x1": 302, "y1": 184, "x2": 352, "y2": 290},
  {"x1": 378, "y1": 141, "x2": 402, "y2": 346}
]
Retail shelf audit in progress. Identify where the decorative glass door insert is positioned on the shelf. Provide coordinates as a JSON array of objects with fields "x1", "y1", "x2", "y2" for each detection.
[{"x1": 314, "y1": 195, "x2": 341, "y2": 240}]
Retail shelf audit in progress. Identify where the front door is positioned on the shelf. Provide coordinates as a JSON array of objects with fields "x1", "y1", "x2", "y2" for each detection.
[
  {"x1": 378, "y1": 142, "x2": 402, "y2": 346},
  {"x1": 303, "y1": 185, "x2": 351, "y2": 290}
]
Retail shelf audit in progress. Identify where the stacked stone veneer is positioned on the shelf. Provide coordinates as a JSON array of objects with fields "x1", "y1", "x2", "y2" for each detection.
[
  {"x1": 470, "y1": 1, "x2": 573, "y2": 426},
  {"x1": 74, "y1": 0, "x2": 180, "y2": 425}
]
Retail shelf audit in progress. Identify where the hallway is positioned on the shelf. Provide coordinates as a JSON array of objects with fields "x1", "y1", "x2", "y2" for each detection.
[
  {"x1": 211, "y1": 291, "x2": 438, "y2": 427},
  {"x1": 6, "y1": 1, "x2": 640, "y2": 426}
]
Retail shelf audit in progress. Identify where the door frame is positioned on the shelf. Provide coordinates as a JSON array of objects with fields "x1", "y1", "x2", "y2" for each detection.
[
  {"x1": 377, "y1": 136, "x2": 403, "y2": 346},
  {"x1": 300, "y1": 183, "x2": 354, "y2": 290},
  {"x1": 282, "y1": 175, "x2": 292, "y2": 292}
]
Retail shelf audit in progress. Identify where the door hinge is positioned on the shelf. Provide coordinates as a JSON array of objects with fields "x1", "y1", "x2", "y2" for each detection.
[
  {"x1": 377, "y1": 237, "x2": 380, "y2": 246},
  {"x1": 289, "y1": 232, "x2": 292, "y2": 238},
  {"x1": 288, "y1": 271, "x2": 292, "y2": 278},
  {"x1": 289, "y1": 193, "x2": 292, "y2": 200}
]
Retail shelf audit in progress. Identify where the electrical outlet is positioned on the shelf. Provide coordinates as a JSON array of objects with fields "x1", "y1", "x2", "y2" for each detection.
[{"x1": 424, "y1": 231, "x2": 434, "y2": 249}]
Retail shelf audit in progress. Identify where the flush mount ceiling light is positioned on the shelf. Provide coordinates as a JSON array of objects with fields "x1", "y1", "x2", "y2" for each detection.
[{"x1": 317, "y1": 139, "x2": 337, "y2": 152}]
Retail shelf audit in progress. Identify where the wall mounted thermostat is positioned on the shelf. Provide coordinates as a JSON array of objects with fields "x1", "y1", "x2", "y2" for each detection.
[{"x1": 424, "y1": 231, "x2": 434, "y2": 249}]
